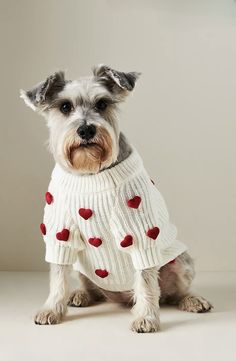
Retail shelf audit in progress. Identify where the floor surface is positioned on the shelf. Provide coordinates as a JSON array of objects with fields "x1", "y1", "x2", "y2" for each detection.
[{"x1": 0, "y1": 271, "x2": 235, "y2": 361}]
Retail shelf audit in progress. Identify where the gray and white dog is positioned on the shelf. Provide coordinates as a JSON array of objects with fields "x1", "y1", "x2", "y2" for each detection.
[{"x1": 21, "y1": 65, "x2": 212, "y2": 332}]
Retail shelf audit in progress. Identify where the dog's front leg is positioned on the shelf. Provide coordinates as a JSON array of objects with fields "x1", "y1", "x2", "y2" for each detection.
[
  {"x1": 34, "y1": 264, "x2": 70, "y2": 325},
  {"x1": 131, "y1": 267, "x2": 161, "y2": 333}
]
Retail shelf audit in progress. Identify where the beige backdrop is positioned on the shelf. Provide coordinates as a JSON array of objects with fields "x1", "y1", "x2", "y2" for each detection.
[{"x1": 0, "y1": 0, "x2": 235, "y2": 271}]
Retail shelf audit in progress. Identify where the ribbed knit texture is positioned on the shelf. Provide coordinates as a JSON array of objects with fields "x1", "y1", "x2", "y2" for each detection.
[{"x1": 42, "y1": 148, "x2": 187, "y2": 291}]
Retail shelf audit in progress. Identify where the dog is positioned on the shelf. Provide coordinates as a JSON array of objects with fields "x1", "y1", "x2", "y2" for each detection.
[{"x1": 21, "y1": 65, "x2": 212, "y2": 333}]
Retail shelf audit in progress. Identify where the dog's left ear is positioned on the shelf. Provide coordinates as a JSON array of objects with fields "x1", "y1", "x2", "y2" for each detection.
[
  {"x1": 20, "y1": 71, "x2": 66, "y2": 111},
  {"x1": 93, "y1": 64, "x2": 141, "y2": 93}
]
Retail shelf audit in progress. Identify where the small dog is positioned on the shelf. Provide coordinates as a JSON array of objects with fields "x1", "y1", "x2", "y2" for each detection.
[{"x1": 21, "y1": 65, "x2": 212, "y2": 332}]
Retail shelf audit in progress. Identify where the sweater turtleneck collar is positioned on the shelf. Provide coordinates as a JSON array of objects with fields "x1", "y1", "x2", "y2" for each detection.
[{"x1": 52, "y1": 147, "x2": 144, "y2": 193}]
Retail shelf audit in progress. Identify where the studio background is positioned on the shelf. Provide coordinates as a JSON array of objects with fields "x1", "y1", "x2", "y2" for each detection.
[{"x1": 0, "y1": 0, "x2": 235, "y2": 272}]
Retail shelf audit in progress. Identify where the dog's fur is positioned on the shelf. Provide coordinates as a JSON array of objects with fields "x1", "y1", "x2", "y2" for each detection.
[{"x1": 21, "y1": 65, "x2": 212, "y2": 332}]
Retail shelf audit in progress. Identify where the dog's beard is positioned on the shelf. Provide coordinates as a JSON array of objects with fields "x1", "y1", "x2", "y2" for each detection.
[{"x1": 63, "y1": 127, "x2": 114, "y2": 173}]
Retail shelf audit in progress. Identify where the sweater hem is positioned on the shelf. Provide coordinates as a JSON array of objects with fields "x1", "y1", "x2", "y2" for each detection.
[{"x1": 130, "y1": 241, "x2": 188, "y2": 270}]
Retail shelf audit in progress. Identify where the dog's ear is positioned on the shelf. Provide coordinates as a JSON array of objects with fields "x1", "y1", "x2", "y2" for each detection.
[
  {"x1": 20, "y1": 71, "x2": 66, "y2": 111},
  {"x1": 93, "y1": 64, "x2": 140, "y2": 93}
]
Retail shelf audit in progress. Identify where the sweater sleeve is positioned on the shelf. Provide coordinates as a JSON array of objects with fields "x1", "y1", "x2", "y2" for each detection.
[
  {"x1": 41, "y1": 179, "x2": 85, "y2": 265},
  {"x1": 111, "y1": 171, "x2": 185, "y2": 270}
]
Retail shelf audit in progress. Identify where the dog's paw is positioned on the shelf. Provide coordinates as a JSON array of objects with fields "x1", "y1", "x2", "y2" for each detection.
[
  {"x1": 131, "y1": 316, "x2": 161, "y2": 333},
  {"x1": 178, "y1": 295, "x2": 213, "y2": 313},
  {"x1": 34, "y1": 310, "x2": 61, "y2": 325},
  {"x1": 68, "y1": 290, "x2": 91, "y2": 307}
]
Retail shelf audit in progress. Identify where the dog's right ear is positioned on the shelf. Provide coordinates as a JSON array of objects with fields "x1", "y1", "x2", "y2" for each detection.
[{"x1": 20, "y1": 71, "x2": 66, "y2": 111}]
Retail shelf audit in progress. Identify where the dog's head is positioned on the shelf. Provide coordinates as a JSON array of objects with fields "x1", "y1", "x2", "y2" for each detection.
[{"x1": 21, "y1": 65, "x2": 140, "y2": 174}]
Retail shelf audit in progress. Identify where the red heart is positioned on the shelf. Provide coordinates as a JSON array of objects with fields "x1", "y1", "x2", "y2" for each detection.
[
  {"x1": 95, "y1": 269, "x2": 109, "y2": 278},
  {"x1": 79, "y1": 208, "x2": 93, "y2": 220},
  {"x1": 120, "y1": 235, "x2": 133, "y2": 248},
  {"x1": 40, "y1": 223, "x2": 46, "y2": 235},
  {"x1": 45, "y1": 192, "x2": 53, "y2": 205},
  {"x1": 56, "y1": 229, "x2": 70, "y2": 241},
  {"x1": 88, "y1": 237, "x2": 102, "y2": 247},
  {"x1": 146, "y1": 227, "x2": 160, "y2": 240},
  {"x1": 127, "y1": 196, "x2": 141, "y2": 209}
]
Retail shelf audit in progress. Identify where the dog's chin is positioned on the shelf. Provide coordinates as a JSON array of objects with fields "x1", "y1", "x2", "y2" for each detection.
[{"x1": 69, "y1": 143, "x2": 113, "y2": 173}]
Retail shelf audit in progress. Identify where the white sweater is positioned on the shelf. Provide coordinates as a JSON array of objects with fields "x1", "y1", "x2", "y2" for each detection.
[{"x1": 41, "y1": 148, "x2": 187, "y2": 291}]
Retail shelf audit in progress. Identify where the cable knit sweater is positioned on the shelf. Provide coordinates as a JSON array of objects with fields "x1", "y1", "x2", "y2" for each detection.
[{"x1": 40, "y1": 148, "x2": 187, "y2": 291}]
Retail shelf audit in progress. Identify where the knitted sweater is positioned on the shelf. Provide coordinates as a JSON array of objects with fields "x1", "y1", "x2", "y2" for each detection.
[{"x1": 41, "y1": 148, "x2": 187, "y2": 291}]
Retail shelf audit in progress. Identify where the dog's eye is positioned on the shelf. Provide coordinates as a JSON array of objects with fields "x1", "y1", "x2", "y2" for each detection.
[
  {"x1": 95, "y1": 99, "x2": 108, "y2": 111},
  {"x1": 60, "y1": 101, "x2": 73, "y2": 115}
]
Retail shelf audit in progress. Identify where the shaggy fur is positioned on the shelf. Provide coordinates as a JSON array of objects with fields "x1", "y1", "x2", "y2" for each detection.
[{"x1": 21, "y1": 65, "x2": 212, "y2": 332}]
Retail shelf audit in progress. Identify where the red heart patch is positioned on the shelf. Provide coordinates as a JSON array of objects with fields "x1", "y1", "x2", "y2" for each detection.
[
  {"x1": 56, "y1": 228, "x2": 70, "y2": 241},
  {"x1": 127, "y1": 196, "x2": 141, "y2": 209},
  {"x1": 95, "y1": 269, "x2": 109, "y2": 278},
  {"x1": 45, "y1": 192, "x2": 53, "y2": 205},
  {"x1": 88, "y1": 237, "x2": 102, "y2": 248},
  {"x1": 120, "y1": 235, "x2": 133, "y2": 248},
  {"x1": 79, "y1": 208, "x2": 93, "y2": 220},
  {"x1": 40, "y1": 223, "x2": 46, "y2": 235},
  {"x1": 146, "y1": 227, "x2": 160, "y2": 240}
]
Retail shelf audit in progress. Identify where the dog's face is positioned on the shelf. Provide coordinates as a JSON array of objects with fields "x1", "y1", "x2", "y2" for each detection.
[{"x1": 21, "y1": 65, "x2": 139, "y2": 174}]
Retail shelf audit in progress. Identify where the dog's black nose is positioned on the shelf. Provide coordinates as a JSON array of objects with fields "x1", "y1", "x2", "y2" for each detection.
[{"x1": 77, "y1": 124, "x2": 96, "y2": 141}]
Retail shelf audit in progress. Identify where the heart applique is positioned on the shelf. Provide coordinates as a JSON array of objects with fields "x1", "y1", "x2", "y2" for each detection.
[
  {"x1": 56, "y1": 228, "x2": 70, "y2": 241},
  {"x1": 40, "y1": 223, "x2": 46, "y2": 235},
  {"x1": 88, "y1": 237, "x2": 102, "y2": 248},
  {"x1": 127, "y1": 196, "x2": 141, "y2": 209},
  {"x1": 45, "y1": 192, "x2": 53, "y2": 205},
  {"x1": 95, "y1": 269, "x2": 109, "y2": 278},
  {"x1": 146, "y1": 227, "x2": 160, "y2": 240},
  {"x1": 79, "y1": 208, "x2": 93, "y2": 220},
  {"x1": 120, "y1": 235, "x2": 133, "y2": 248}
]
